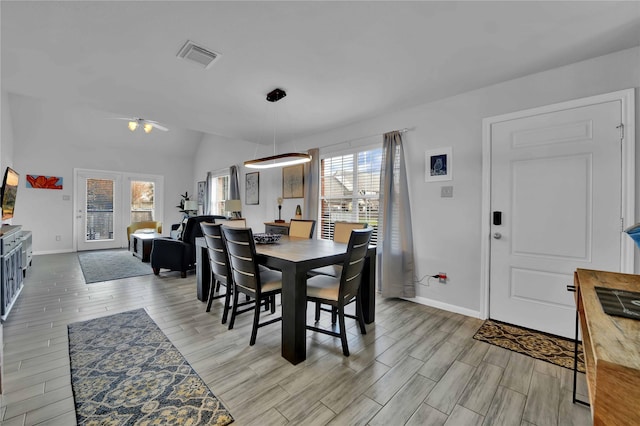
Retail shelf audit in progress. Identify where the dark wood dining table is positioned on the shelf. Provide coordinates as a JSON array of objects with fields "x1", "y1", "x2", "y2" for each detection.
[{"x1": 195, "y1": 235, "x2": 376, "y2": 365}]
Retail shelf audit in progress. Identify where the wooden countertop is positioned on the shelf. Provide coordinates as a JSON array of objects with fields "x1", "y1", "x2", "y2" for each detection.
[{"x1": 575, "y1": 268, "x2": 640, "y2": 425}]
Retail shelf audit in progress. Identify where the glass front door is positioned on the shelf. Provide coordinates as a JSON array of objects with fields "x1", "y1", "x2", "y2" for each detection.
[{"x1": 76, "y1": 171, "x2": 122, "y2": 251}]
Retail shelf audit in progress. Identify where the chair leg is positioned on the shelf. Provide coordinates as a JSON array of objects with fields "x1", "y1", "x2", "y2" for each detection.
[
  {"x1": 331, "y1": 306, "x2": 337, "y2": 325},
  {"x1": 315, "y1": 302, "x2": 321, "y2": 321},
  {"x1": 270, "y1": 295, "x2": 276, "y2": 314},
  {"x1": 221, "y1": 283, "x2": 232, "y2": 324},
  {"x1": 356, "y1": 296, "x2": 367, "y2": 335},
  {"x1": 180, "y1": 270, "x2": 187, "y2": 278},
  {"x1": 229, "y1": 287, "x2": 240, "y2": 330},
  {"x1": 250, "y1": 296, "x2": 261, "y2": 346},
  {"x1": 338, "y1": 307, "x2": 349, "y2": 356},
  {"x1": 206, "y1": 280, "x2": 216, "y2": 312}
]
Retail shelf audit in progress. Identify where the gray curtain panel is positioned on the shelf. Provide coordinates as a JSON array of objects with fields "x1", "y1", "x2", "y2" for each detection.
[
  {"x1": 379, "y1": 131, "x2": 416, "y2": 298},
  {"x1": 303, "y1": 148, "x2": 320, "y2": 232},
  {"x1": 229, "y1": 165, "x2": 241, "y2": 216},
  {"x1": 204, "y1": 171, "x2": 212, "y2": 215},
  {"x1": 229, "y1": 165, "x2": 240, "y2": 199}
]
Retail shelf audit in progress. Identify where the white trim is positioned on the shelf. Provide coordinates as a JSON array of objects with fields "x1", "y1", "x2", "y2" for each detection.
[
  {"x1": 403, "y1": 296, "x2": 481, "y2": 319},
  {"x1": 34, "y1": 249, "x2": 75, "y2": 255},
  {"x1": 319, "y1": 141, "x2": 381, "y2": 158},
  {"x1": 480, "y1": 88, "x2": 636, "y2": 320},
  {"x1": 73, "y1": 168, "x2": 164, "y2": 252}
]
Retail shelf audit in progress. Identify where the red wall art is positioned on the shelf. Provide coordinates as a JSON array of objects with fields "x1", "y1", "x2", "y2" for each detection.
[{"x1": 26, "y1": 175, "x2": 63, "y2": 190}]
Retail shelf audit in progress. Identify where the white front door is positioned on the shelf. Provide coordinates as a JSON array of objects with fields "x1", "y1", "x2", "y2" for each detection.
[
  {"x1": 488, "y1": 96, "x2": 627, "y2": 338},
  {"x1": 76, "y1": 170, "x2": 123, "y2": 251}
]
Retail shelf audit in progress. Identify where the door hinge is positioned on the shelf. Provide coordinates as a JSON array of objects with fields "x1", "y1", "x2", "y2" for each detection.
[{"x1": 617, "y1": 123, "x2": 625, "y2": 140}]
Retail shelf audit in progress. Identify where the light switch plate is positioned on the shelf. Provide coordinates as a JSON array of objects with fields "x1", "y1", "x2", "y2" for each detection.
[{"x1": 441, "y1": 186, "x2": 453, "y2": 198}]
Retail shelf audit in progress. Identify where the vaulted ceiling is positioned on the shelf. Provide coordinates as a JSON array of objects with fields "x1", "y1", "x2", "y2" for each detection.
[{"x1": 3, "y1": 1, "x2": 639, "y2": 146}]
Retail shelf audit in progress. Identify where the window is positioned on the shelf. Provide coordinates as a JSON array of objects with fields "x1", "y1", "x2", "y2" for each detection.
[
  {"x1": 207, "y1": 171, "x2": 230, "y2": 216},
  {"x1": 320, "y1": 146, "x2": 382, "y2": 244},
  {"x1": 130, "y1": 180, "x2": 155, "y2": 223}
]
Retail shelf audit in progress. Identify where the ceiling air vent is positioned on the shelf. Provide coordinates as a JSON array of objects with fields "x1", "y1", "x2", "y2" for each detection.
[{"x1": 176, "y1": 40, "x2": 221, "y2": 69}]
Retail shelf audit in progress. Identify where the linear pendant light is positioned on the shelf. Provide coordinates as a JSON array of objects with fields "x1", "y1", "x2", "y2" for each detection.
[{"x1": 244, "y1": 88, "x2": 311, "y2": 169}]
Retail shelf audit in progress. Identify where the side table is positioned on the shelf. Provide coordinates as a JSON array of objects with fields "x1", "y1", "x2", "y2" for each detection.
[{"x1": 129, "y1": 233, "x2": 159, "y2": 262}]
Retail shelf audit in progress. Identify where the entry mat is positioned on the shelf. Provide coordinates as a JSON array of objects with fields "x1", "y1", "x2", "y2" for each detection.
[{"x1": 595, "y1": 286, "x2": 640, "y2": 320}]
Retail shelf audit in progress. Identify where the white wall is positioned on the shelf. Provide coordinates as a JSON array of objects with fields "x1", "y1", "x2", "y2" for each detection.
[
  {"x1": 8, "y1": 94, "x2": 203, "y2": 253},
  {"x1": 1, "y1": 92, "x2": 15, "y2": 178},
  {"x1": 279, "y1": 46, "x2": 640, "y2": 315},
  {"x1": 193, "y1": 133, "x2": 290, "y2": 231}
]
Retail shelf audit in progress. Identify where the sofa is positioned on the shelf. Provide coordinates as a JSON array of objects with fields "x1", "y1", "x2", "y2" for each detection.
[{"x1": 150, "y1": 215, "x2": 225, "y2": 278}]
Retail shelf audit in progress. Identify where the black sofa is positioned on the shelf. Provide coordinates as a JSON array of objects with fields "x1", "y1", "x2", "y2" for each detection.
[{"x1": 151, "y1": 215, "x2": 226, "y2": 278}]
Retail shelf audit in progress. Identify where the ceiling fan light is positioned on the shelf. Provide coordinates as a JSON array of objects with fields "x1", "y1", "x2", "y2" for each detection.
[
  {"x1": 143, "y1": 123, "x2": 153, "y2": 133},
  {"x1": 128, "y1": 121, "x2": 139, "y2": 131}
]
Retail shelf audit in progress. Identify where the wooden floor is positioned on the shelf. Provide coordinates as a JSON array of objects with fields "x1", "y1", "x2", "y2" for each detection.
[{"x1": 0, "y1": 253, "x2": 591, "y2": 425}]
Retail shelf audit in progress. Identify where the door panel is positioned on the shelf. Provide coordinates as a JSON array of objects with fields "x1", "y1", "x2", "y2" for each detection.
[
  {"x1": 76, "y1": 171, "x2": 122, "y2": 251},
  {"x1": 490, "y1": 100, "x2": 621, "y2": 338}
]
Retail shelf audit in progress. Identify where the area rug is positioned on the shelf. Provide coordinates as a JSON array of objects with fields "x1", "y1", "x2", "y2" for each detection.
[
  {"x1": 78, "y1": 249, "x2": 153, "y2": 284},
  {"x1": 68, "y1": 309, "x2": 234, "y2": 425},
  {"x1": 473, "y1": 319, "x2": 585, "y2": 373}
]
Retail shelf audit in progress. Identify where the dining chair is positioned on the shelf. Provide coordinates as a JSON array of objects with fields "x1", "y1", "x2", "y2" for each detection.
[
  {"x1": 215, "y1": 218, "x2": 247, "y2": 228},
  {"x1": 306, "y1": 227, "x2": 373, "y2": 356},
  {"x1": 199, "y1": 222, "x2": 233, "y2": 323},
  {"x1": 222, "y1": 226, "x2": 283, "y2": 345},
  {"x1": 333, "y1": 221, "x2": 368, "y2": 243},
  {"x1": 309, "y1": 222, "x2": 369, "y2": 278},
  {"x1": 288, "y1": 219, "x2": 316, "y2": 238}
]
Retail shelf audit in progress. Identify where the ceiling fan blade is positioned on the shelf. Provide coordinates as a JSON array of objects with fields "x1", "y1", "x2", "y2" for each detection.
[
  {"x1": 107, "y1": 117, "x2": 137, "y2": 121},
  {"x1": 148, "y1": 122, "x2": 169, "y2": 131}
]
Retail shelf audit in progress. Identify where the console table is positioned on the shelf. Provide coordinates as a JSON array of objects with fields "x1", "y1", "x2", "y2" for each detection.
[
  {"x1": 0, "y1": 225, "x2": 23, "y2": 321},
  {"x1": 573, "y1": 269, "x2": 640, "y2": 425},
  {"x1": 264, "y1": 222, "x2": 289, "y2": 235}
]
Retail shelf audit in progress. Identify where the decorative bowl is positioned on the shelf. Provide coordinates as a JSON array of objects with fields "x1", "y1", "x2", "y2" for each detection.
[{"x1": 254, "y1": 233, "x2": 282, "y2": 244}]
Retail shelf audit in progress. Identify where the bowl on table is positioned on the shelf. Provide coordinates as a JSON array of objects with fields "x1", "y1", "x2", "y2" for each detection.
[{"x1": 253, "y1": 233, "x2": 282, "y2": 244}]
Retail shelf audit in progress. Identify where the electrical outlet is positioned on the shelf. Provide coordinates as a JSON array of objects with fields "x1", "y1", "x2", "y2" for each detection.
[
  {"x1": 438, "y1": 272, "x2": 447, "y2": 283},
  {"x1": 55, "y1": 235, "x2": 61, "y2": 241}
]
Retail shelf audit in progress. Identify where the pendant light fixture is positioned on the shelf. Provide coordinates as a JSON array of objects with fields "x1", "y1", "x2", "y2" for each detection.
[{"x1": 244, "y1": 88, "x2": 312, "y2": 169}]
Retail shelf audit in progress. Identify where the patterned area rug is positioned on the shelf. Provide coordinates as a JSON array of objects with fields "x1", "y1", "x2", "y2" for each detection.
[
  {"x1": 68, "y1": 309, "x2": 234, "y2": 425},
  {"x1": 473, "y1": 319, "x2": 585, "y2": 373},
  {"x1": 78, "y1": 249, "x2": 153, "y2": 284}
]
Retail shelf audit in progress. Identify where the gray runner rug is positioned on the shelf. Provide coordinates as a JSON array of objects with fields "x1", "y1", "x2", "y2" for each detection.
[
  {"x1": 68, "y1": 309, "x2": 234, "y2": 425},
  {"x1": 78, "y1": 249, "x2": 153, "y2": 284}
]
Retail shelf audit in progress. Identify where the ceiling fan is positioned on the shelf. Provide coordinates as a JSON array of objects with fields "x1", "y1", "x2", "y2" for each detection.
[{"x1": 112, "y1": 117, "x2": 169, "y2": 133}]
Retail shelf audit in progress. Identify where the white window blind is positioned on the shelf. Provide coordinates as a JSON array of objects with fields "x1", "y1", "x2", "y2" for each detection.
[
  {"x1": 208, "y1": 172, "x2": 230, "y2": 216},
  {"x1": 320, "y1": 146, "x2": 382, "y2": 245}
]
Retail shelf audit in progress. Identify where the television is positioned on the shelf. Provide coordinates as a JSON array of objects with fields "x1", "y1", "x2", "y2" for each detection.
[{"x1": 1, "y1": 167, "x2": 19, "y2": 221}]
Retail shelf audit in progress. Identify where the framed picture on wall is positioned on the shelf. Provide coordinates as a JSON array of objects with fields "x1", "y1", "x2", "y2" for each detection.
[
  {"x1": 282, "y1": 164, "x2": 304, "y2": 198},
  {"x1": 425, "y1": 147, "x2": 453, "y2": 182},
  {"x1": 197, "y1": 181, "x2": 206, "y2": 205},
  {"x1": 245, "y1": 172, "x2": 259, "y2": 205}
]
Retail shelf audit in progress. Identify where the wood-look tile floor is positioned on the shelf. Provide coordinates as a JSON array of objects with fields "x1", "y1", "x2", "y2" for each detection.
[{"x1": 0, "y1": 253, "x2": 592, "y2": 425}]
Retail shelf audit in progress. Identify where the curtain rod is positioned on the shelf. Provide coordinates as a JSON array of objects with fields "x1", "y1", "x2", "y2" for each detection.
[{"x1": 317, "y1": 127, "x2": 413, "y2": 151}]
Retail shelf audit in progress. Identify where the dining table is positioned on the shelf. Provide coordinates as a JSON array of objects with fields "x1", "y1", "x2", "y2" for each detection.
[{"x1": 195, "y1": 235, "x2": 376, "y2": 365}]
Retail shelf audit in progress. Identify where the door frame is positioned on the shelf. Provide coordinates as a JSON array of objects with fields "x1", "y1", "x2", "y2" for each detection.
[
  {"x1": 73, "y1": 168, "x2": 165, "y2": 251},
  {"x1": 480, "y1": 88, "x2": 635, "y2": 320}
]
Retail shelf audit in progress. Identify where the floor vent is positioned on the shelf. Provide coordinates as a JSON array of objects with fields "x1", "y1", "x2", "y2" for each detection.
[{"x1": 176, "y1": 40, "x2": 221, "y2": 69}]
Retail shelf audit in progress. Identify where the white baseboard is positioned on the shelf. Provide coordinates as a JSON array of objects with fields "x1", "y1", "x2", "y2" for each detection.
[
  {"x1": 34, "y1": 249, "x2": 75, "y2": 255},
  {"x1": 403, "y1": 295, "x2": 483, "y2": 319}
]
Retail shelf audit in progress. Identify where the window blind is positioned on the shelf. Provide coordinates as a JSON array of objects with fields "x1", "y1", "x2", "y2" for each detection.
[{"x1": 320, "y1": 147, "x2": 382, "y2": 245}]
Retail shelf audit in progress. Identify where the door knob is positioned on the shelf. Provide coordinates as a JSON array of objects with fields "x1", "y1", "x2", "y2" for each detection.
[{"x1": 493, "y1": 232, "x2": 502, "y2": 239}]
